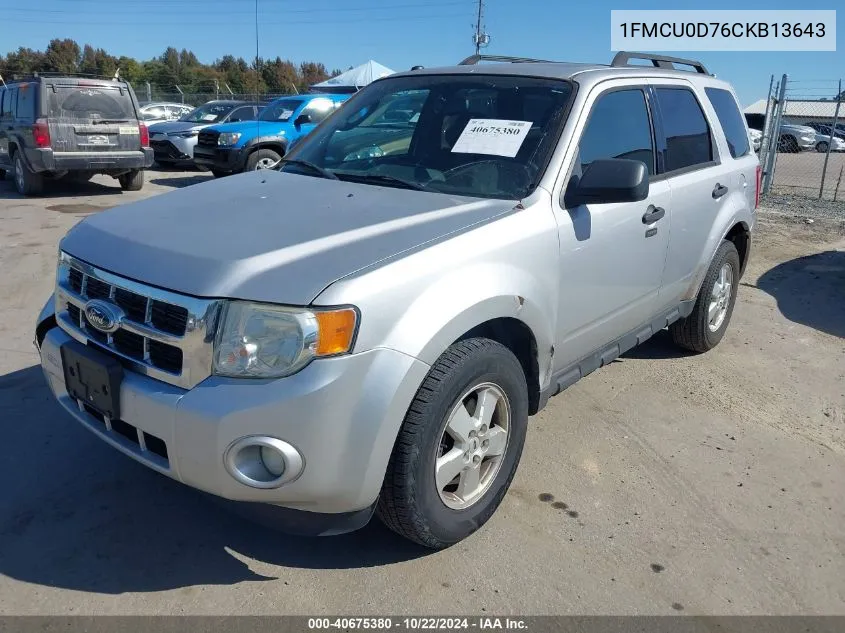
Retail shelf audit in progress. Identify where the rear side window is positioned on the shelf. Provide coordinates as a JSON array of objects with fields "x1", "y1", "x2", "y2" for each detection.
[
  {"x1": 655, "y1": 88, "x2": 713, "y2": 172},
  {"x1": 46, "y1": 86, "x2": 136, "y2": 120},
  {"x1": 0, "y1": 89, "x2": 7, "y2": 117},
  {"x1": 578, "y1": 88, "x2": 655, "y2": 175},
  {"x1": 705, "y1": 87, "x2": 750, "y2": 159},
  {"x1": 16, "y1": 84, "x2": 36, "y2": 120}
]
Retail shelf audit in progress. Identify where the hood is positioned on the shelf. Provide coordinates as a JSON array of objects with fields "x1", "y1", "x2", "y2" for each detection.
[
  {"x1": 782, "y1": 124, "x2": 815, "y2": 134},
  {"x1": 147, "y1": 120, "x2": 209, "y2": 134},
  {"x1": 60, "y1": 171, "x2": 518, "y2": 305}
]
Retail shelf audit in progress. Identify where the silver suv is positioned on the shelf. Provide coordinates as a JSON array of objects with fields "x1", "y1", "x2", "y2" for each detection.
[{"x1": 35, "y1": 52, "x2": 758, "y2": 549}]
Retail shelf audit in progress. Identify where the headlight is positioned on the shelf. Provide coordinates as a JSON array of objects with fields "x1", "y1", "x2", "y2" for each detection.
[
  {"x1": 344, "y1": 145, "x2": 385, "y2": 161},
  {"x1": 213, "y1": 301, "x2": 358, "y2": 378},
  {"x1": 170, "y1": 130, "x2": 199, "y2": 138},
  {"x1": 218, "y1": 132, "x2": 242, "y2": 146}
]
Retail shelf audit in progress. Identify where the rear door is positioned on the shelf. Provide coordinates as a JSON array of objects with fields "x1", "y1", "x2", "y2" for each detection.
[
  {"x1": 0, "y1": 87, "x2": 10, "y2": 168},
  {"x1": 648, "y1": 80, "x2": 737, "y2": 304},
  {"x1": 44, "y1": 81, "x2": 141, "y2": 154}
]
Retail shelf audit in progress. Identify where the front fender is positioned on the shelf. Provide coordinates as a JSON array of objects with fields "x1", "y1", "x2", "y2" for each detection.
[
  {"x1": 243, "y1": 135, "x2": 289, "y2": 152},
  {"x1": 683, "y1": 191, "x2": 754, "y2": 301}
]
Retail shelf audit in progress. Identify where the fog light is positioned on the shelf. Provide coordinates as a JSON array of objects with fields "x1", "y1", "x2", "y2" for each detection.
[
  {"x1": 224, "y1": 436, "x2": 304, "y2": 489},
  {"x1": 260, "y1": 445, "x2": 286, "y2": 477}
]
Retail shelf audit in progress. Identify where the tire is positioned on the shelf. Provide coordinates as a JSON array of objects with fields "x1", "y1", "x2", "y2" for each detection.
[
  {"x1": 118, "y1": 170, "x2": 144, "y2": 191},
  {"x1": 377, "y1": 338, "x2": 529, "y2": 549},
  {"x1": 670, "y1": 240, "x2": 741, "y2": 353},
  {"x1": 0, "y1": 169, "x2": 6, "y2": 180},
  {"x1": 778, "y1": 135, "x2": 799, "y2": 153},
  {"x1": 246, "y1": 148, "x2": 282, "y2": 171},
  {"x1": 13, "y1": 152, "x2": 44, "y2": 196},
  {"x1": 816, "y1": 141, "x2": 829, "y2": 153},
  {"x1": 210, "y1": 169, "x2": 229, "y2": 178}
]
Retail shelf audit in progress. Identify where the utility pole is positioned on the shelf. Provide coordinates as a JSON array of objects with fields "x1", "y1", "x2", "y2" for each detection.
[{"x1": 472, "y1": 0, "x2": 490, "y2": 56}]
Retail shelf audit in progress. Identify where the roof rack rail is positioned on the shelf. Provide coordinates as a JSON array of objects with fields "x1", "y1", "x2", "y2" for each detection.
[
  {"x1": 458, "y1": 54, "x2": 556, "y2": 65},
  {"x1": 7, "y1": 71, "x2": 125, "y2": 82},
  {"x1": 610, "y1": 51, "x2": 710, "y2": 75}
]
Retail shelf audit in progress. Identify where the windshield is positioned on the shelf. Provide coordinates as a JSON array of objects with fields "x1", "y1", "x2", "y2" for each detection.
[
  {"x1": 180, "y1": 103, "x2": 234, "y2": 123},
  {"x1": 260, "y1": 98, "x2": 302, "y2": 122},
  {"x1": 47, "y1": 85, "x2": 136, "y2": 120},
  {"x1": 283, "y1": 74, "x2": 573, "y2": 199}
]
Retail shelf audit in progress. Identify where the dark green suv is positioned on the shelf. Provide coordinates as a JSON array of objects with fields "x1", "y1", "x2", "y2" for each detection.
[{"x1": 0, "y1": 75, "x2": 154, "y2": 195}]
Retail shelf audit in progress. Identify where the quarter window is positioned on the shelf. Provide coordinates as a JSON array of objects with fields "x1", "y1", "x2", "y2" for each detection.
[
  {"x1": 578, "y1": 88, "x2": 655, "y2": 175},
  {"x1": 654, "y1": 88, "x2": 714, "y2": 172},
  {"x1": 705, "y1": 87, "x2": 750, "y2": 159}
]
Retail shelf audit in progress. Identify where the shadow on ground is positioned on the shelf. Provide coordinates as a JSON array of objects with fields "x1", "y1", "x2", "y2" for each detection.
[
  {"x1": 757, "y1": 250, "x2": 845, "y2": 338},
  {"x1": 149, "y1": 175, "x2": 212, "y2": 188},
  {"x1": 0, "y1": 174, "x2": 126, "y2": 199},
  {"x1": 622, "y1": 329, "x2": 690, "y2": 360},
  {"x1": 0, "y1": 365, "x2": 428, "y2": 595}
]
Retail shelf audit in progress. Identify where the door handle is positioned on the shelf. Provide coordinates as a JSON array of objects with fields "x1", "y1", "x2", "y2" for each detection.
[
  {"x1": 712, "y1": 183, "x2": 729, "y2": 199},
  {"x1": 642, "y1": 205, "x2": 665, "y2": 224}
]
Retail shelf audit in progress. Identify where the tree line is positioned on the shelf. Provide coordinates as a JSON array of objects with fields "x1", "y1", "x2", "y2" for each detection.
[{"x1": 0, "y1": 39, "x2": 344, "y2": 96}]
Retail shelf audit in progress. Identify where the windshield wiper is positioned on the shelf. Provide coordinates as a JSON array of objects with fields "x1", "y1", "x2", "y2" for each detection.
[
  {"x1": 92, "y1": 119, "x2": 131, "y2": 124},
  {"x1": 335, "y1": 172, "x2": 429, "y2": 192},
  {"x1": 278, "y1": 158, "x2": 339, "y2": 180}
]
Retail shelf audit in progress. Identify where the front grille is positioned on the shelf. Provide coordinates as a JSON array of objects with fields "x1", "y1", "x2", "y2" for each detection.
[
  {"x1": 55, "y1": 253, "x2": 221, "y2": 389},
  {"x1": 198, "y1": 130, "x2": 219, "y2": 148},
  {"x1": 150, "y1": 139, "x2": 189, "y2": 160}
]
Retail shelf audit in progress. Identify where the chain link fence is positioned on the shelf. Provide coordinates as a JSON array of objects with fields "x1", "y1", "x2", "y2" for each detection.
[{"x1": 753, "y1": 75, "x2": 845, "y2": 202}]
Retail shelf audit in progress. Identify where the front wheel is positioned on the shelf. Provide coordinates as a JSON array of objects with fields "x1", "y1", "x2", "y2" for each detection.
[
  {"x1": 816, "y1": 141, "x2": 829, "y2": 153},
  {"x1": 118, "y1": 170, "x2": 144, "y2": 191},
  {"x1": 377, "y1": 338, "x2": 528, "y2": 549},
  {"x1": 670, "y1": 240, "x2": 740, "y2": 353},
  {"x1": 246, "y1": 148, "x2": 282, "y2": 171}
]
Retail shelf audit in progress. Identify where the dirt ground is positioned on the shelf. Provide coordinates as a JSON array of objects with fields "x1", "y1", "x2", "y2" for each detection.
[{"x1": 0, "y1": 170, "x2": 843, "y2": 616}]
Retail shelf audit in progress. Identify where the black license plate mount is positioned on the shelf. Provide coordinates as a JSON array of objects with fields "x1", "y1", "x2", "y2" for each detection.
[{"x1": 60, "y1": 341, "x2": 123, "y2": 420}]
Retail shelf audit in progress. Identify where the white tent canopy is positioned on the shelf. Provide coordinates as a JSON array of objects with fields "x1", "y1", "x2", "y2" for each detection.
[{"x1": 311, "y1": 60, "x2": 395, "y2": 93}]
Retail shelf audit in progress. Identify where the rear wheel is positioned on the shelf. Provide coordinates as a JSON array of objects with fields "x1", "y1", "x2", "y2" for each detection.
[
  {"x1": 13, "y1": 152, "x2": 44, "y2": 196},
  {"x1": 377, "y1": 338, "x2": 528, "y2": 549},
  {"x1": 118, "y1": 169, "x2": 144, "y2": 191},
  {"x1": 816, "y1": 141, "x2": 829, "y2": 153},
  {"x1": 246, "y1": 148, "x2": 282, "y2": 171},
  {"x1": 670, "y1": 240, "x2": 740, "y2": 353}
]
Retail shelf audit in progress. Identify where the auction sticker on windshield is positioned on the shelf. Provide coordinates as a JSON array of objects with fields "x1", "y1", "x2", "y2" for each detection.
[{"x1": 451, "y1": 119, "x2": 532, "y2": 157}]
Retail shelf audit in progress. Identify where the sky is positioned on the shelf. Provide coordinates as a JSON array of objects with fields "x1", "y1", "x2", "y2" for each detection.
[{"x1": 1, "y1": 0, "x2": 842, "y2": 107}]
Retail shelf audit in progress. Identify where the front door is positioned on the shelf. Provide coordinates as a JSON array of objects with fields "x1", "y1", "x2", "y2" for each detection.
[{"x1": 553, "y1": 84, "x2": 672, "y2": 368}]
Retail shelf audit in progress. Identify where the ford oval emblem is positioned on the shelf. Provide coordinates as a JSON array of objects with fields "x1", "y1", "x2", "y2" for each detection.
[{"x1": 83, "y1": 299, "x2": 123, "y2": 333}]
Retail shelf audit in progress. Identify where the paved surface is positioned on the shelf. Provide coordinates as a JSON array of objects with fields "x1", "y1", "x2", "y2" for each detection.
[
  {"x1": 0, "y1": 169, "x2": 844, "y2": 615},
  {"x1": 769, "y1": 151, "x2": 845, "y2": 199}
]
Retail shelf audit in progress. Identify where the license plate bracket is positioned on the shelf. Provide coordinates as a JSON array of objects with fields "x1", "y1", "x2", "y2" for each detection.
[{"x1": 61, "y1": 341, "x2": 123, "y2": 419}]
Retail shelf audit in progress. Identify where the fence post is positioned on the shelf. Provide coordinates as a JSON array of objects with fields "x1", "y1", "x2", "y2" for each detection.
[
  {"x1": 759, "y1": 74, "x2": 775, "y2": 167},
  {"x1": 145, "y1": 81, "x2": 152, "y2": 102},
  {"x1": 763, "y1": 74, "x2": 788, "y2": 195},
  {"x1": 175, "y1": 85, "x2": 184, "y2": 103},
  {"x1": 818, "y1": 79, "x2": 842, "y2": 200}
]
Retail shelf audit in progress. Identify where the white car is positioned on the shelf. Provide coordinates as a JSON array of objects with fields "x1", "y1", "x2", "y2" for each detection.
[
  {"x1": 814, "y1": 133, "x2": 845, "y2": 153},
  {"x1": 138, "y1": 102, "x2": 194, "y2": 127},
  {"x1": 749, "y1": 128, "x2": 762, "y2": 152}
]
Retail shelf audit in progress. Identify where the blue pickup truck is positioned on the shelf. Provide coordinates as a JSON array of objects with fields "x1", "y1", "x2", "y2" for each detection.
[{"x1": 193, "y1": 93, "x2": 349, "y2": 176}]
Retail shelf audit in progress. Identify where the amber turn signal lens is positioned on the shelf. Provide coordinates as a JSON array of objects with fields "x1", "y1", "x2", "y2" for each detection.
[{"x1": 314, "y1": 309, "x2": 357, "y2": 356}]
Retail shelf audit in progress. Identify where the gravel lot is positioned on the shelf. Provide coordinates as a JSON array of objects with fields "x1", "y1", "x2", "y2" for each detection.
[{"x1": 0, "y1": 169, "x2": 843, "y2": 616}]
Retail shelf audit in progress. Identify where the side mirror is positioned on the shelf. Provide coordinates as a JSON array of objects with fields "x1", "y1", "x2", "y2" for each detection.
[
  {"x1": 563, "y1": 158, "x2": 649, "y2": 207},
  {"x1": 294, "y1": 113, "x2": 312, "y2": 127}
]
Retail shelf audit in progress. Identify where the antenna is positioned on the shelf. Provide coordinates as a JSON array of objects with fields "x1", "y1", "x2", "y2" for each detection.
[{"x1": 472, "y1": 0, "x2": 490, "y2": 56}]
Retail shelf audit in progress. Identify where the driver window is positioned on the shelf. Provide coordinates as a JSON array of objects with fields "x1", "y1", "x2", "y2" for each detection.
[
  {"x1": 577, "y1": 88, "x2": 655, "y2": 175},
  {"x1": 299, "y1": 98, "x2": 336, "y2": 125}
]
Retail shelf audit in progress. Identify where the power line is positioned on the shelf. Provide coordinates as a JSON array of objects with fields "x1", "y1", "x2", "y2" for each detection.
[
  {"x1": 0, "y1": 1, "x2": 472, "y2": 15},
  {"x1": 3, "y1": 11, "x2": 474, "y2": 26}
]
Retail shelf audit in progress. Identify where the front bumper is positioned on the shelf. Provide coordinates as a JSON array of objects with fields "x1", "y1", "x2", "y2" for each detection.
[
  {"x1": 193, "y1": 145, "x2": 246, "y2": 172},
  {"x1": 25, "y1": 148, "x2": 153, "y2": 172},
  {"x1": 797, "y1": 137, "x2": 816, "y2": 150},
  {"x1": 37, "y1": 316, "x2": 430, "y2": 529},
  {"x1": 150, "y1": 134, "x2": 198, "y2": 161}
]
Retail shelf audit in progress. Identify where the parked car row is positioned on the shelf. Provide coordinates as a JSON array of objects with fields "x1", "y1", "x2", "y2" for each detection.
[{"x1": 748, "y1": 122, "x2": 845, "y2": 154}]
